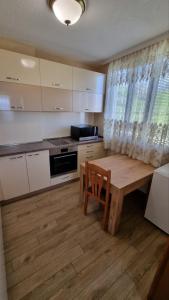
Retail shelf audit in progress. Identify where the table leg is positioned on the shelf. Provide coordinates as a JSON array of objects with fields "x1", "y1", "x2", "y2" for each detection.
[
  {"x1": 80, "y1": 165, "x2": 84, "y2": 205},
  {"x1": 108, "y1": 188, "x2": 124, "y2": 235}
]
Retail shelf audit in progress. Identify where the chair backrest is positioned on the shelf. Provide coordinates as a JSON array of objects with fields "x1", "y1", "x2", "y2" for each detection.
[{"x1": 85, "y1": 161, "x2": 111, "y2": 203}]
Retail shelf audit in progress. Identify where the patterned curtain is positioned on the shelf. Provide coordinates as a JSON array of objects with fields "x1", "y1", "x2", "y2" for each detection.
[{"x1": 104, "y1": 39, "x2": 169, "y2": 167}]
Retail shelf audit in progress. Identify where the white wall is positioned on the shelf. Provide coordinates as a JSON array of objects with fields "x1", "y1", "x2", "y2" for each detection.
[{"x1": 0, "y1": 111, "x2": 95, "y2": 145}]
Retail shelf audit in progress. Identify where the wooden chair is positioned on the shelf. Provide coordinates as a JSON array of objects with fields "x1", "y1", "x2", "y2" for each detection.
[
  {"x1": 147, "y1": 238, "x2": 169, "y2": 300},
  {"x1": 84, "y1": 161, "x2": 111, "y2": 230}
]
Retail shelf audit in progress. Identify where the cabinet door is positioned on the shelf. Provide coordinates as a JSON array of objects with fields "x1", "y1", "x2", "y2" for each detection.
[
  {"x1": 40, "y1": 59, "x2": 72, "y2": 90},
  {"x1": 42, "y1": 87, "x2": 72, "y2": 112},
  {"x1": 0, "y1": 82, "x2": 42, "y2": 111},
  {"x1": 0, "y1": 154, "x2": 29, "y2": 200},
  {"x1": 73, "y1": 91, "x2": 103, "y2": 112},
  {"x1": 73, "y1": 91, "x2": 89, "y2": 112},
  {"x1": 73, "y1": 67, "x2": 105, "y2": 94},
  {"x1": 0, "y1": 49, "x2": 40, "y2": 86},
  {"x1": 26, "y1": 151, "x2": 50, "y2": 192}
]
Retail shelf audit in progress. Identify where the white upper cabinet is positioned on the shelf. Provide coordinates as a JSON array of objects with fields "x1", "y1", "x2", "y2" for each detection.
[
  {"x1": 73, "y1": 91, "x2": 103, "y2": 113},
  {"x1": 0, "y1": 82, "x2": 42, "y2": 111},
  {"x1": 41, "y1": 87, "x2": 72, "y2": 112},
  {"x1": 73, "y1": 67, "x2": 105, "y2": 94},
  {"x1": 40, "y1": 59, "x2": 73, "y2": 90},
  {"x1": 0, "y1": 49, "x2": 40, "y2": 86}
]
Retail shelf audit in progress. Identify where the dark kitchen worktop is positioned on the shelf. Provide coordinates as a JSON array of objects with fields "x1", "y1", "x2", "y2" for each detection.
[{"x1": 0, "y1": 137, "x2": 104, "y2": 157}]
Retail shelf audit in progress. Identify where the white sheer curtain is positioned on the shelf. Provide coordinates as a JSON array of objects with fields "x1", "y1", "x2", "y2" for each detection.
[{"x1": 104, "y1": 39, "x2": 169, "y2": 167}]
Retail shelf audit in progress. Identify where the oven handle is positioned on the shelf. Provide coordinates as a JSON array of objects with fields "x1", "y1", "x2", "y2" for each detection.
[{"x1": 53, "y1": 153, "x2": 77, "y2": 159}]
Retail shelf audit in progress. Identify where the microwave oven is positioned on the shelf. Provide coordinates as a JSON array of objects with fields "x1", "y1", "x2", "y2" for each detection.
[{"x1": 71, "y1": 125, "x2": 98, "y2": 141}]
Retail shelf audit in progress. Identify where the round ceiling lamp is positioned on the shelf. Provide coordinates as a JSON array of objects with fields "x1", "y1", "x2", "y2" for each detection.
[{"x1": 49, "y1": 0, "x2": 86, "y2": 26}]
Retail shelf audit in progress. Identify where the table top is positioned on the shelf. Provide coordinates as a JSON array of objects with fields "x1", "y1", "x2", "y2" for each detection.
[{"x1": 81, "y1": 154, "x2": 155, "y2": 190}]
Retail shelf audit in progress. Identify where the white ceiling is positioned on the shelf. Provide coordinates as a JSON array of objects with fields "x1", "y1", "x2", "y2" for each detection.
[{"x1": 0, "y1": 0, "x2": 168, "y2": 65}]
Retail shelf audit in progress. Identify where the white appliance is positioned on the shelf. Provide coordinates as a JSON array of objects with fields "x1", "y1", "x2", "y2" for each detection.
[{"x1": 145, "y1": 163, "x2": 169, "y2": 234}]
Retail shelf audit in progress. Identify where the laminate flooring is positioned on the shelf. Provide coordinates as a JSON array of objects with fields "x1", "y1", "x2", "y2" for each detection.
[{"x1": 1, "y1": 181, "x2": 167, "y2": 300}]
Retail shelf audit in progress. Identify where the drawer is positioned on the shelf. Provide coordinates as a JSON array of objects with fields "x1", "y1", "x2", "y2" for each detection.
[
  {"x1": 78, "y1": 142, "x2": 103, "y2": 152},
  {"x1": 50, "y1": 172, "x2": 78, "y2": 186}
]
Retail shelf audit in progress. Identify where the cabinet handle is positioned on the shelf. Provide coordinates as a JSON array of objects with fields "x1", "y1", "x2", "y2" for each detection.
[
  {"x1": 17, "y1": 156, "x2": 23, "y2": 159},
  {"x1": 34, "y1": 153, "x2": 39, "y2": 156},
  {"x1": 86, "y1": 88, "x2": 92, "y2": 91},
  {"x1": 27, "y1": 154, "x2": 33, "y2": 157},
  {"x1": 86, "y1": 150, "x2": 94, "y2": 153},
  {"x1": 9, "y1": 157, "x2": 17, "y2": 160},
  {"x1": 52, "y1": 82, "x2": 61, "y2": 87},
  {"x1": 10, "y1": 105, "x2": 16, "y2": 109},
  {"x1": 84, "y1": 108, "x2": 89, "y2": 111},
  {"x1": 55, "y1": 107, "x2": 64, "y2": 110},
  {"x1": 6, "y1": 76, "x2": 20, "y2": 81},
  {"x1": 17, "y1": 106, "x2": 24, "y2": 110}
]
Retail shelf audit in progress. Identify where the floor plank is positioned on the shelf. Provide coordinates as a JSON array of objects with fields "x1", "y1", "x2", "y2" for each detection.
[{"x1": 2, "y1": 181, "x2": 167, "y2": 300}]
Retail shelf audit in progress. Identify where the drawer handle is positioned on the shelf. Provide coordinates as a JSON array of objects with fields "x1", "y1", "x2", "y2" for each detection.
[
  {"x1": 34, "y1": 153, "x2": 39, "y2": 156},
  {"x1": 10, "y1": 105, "x2": 16, "y2": 109},
  {"x1": 55, "y1": 107, "x2": 64, "y2": 110},
  {"x1": 86, "y1": 88, "x2": 92, "y2": 91},
  {"x1": 84, "y1": 108, "x2": 89, "y2": 111},
  {"x1": 17, "y1": 156, "x2": 23, "y2": 159},
  {"x1": 17, "y1": 106, "x2": 24, "y2": 110},
  {"x1": 52, "y1": 82, "x2": 61, "y2": 87},
  {"x1": 6, "y1": 76, "x2": 20, "y2": 81},
  {"x1": 9, "y1": 157, "x2": 17, "y2": 160},
  {"x1": 86, "y1": 150, "x2": 93, "y2": 153}
]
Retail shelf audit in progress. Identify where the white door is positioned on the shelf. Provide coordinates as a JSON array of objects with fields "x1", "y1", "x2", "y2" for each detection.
[
  {"x1": 40, "y1": 59, "x2": 72, "y2": 90},
  {"x1": 0, "y1": 82, "x2": 42, "y2": 111},
  {"x1": 0, "y1": 154, "x2": 29, "y2": 200},
  {"x1": 26, "y1": 151, "x2": 50, "y2": 192},
  {"x1": 41, "y1": 87, "x2": 72, "y2": 112},
  {"x1": 0, "y1": 49, "x2": 40, "y2": 86},
  {"x1": 73, "y1": 67, "x2": 105, "y2": 94}
]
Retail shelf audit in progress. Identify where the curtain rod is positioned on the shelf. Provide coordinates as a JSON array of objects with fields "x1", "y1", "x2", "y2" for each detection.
[{"x1": 102, "y1": 31, "x2": 169, "y2": 65}]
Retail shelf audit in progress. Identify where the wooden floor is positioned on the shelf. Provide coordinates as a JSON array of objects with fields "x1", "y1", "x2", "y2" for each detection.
[{"x1": 1, "y1": 181, "x2": 167, "y2": 300}]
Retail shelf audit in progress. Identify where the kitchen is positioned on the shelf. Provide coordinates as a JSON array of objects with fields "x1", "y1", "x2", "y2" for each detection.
[{"x1": 0, "y1": 1, "x2": 169, "y2": 299}]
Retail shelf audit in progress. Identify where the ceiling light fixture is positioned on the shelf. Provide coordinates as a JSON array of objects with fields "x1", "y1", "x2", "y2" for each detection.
[{"x1": 49, "y1": 0, "x2": 86, "y2": 26}]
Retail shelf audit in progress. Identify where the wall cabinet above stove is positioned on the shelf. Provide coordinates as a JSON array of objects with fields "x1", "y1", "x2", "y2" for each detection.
[
  {"x1": 73, "y1": 67, "x2": 105, "y2": 94},
  {"x1": 40, "y1": 59, "x2": 73, "y2": 90},
  {"x1": 0, "y1": 49, "x2": 40, "y2": 86}
]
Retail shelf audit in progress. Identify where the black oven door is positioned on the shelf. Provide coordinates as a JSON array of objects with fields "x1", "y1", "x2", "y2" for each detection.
[{"x1": 50, "y1": 151, "x2": 77, "y2": 176}]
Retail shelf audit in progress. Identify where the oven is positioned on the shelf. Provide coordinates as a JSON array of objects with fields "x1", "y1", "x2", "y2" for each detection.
[{"x1": 49, "y1": 145, "x2": 77, "y2": 177}]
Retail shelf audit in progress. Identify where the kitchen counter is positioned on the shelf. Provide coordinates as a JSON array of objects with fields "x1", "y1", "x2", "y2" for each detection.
[{"x1": 0, "y1": 137, "x2": 104, "y2": 157}]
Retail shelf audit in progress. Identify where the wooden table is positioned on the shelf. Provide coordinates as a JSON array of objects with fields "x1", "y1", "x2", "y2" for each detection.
[{"x1": 80, "y1": 154, "x2": 154, "y2": 235}]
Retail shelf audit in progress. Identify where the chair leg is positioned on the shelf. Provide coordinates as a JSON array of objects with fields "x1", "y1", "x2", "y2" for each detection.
[
  {"x1": 103, "y1": 202, "x2": 110, "y2": 231},
  {"x1": 84, "y1": 193, "x2": 88, "y2": 216}
]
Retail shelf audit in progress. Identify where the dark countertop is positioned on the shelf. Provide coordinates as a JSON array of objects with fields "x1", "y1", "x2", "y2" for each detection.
[{"x1": 0, "y1": 137, "x2": 104, "y2": 157}]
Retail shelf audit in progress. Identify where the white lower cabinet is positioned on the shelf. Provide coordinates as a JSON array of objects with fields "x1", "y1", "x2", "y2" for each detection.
[
  {"x1": 0, "y1": 154, "x2": 29, "y2": 200},
  {"x1": 26, "y1": 151, "x2": 50, "y2": 192},
  {"x1": 0, "y1": 150, "x2": 50, "y2": 200}
]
